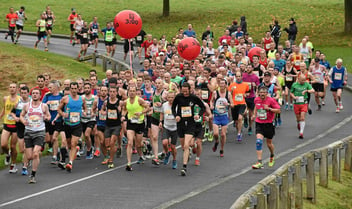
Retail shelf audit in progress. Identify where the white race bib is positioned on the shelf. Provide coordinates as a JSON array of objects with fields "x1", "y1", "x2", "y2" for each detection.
[
  {"x1": 296, "y1": 96, "x2": 304, "y2": 103},
  {"x1": 235, "y1": 94, "x2": 243, "y2": 102},
  {"x1": 49, "y1": 101, "x2": 59, "y2": 111},
  {"x1": 137, "y1": 36, "x2": 142, "y2": 41},
  {"x1": 107, "y1": 109, "x2": 117, "y2": 120},
  {"x1": 286, "y1": 76, "x2": 293, "y2": 81},
  {"x1": 83, "y1": 33, "x2": 88, "y2": 38},
  {"x1": 47, "y1": 20, "x2": 52, "y2": 25},
  {"x1": 28, "y1": 115, "x2": 41, "y2": 127},
  {"x1": 70, "y1": 112, "x2": 80, "y2": 123},
  {"x1": 92, "y1": 29, "x2": 98, "y2": 33},
  {"x1": 335, "y1": 73, "x2": 342, "y2": 80},
  {"x1": 201, "y1": 90, "x2": 209, "y2": 99},
  {"x1": 181, "y1": 106, "x2": 192, "y2": 117}
]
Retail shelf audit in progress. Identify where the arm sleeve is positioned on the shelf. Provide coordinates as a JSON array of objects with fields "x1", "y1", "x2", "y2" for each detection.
[{"x1": 171, "y1": 95, "x2": 179, "y2": 117}]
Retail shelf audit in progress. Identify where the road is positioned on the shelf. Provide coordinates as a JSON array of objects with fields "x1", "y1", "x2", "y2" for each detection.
[{"x1": 1, "y1": 35, "x2": 352, "y2": 209}]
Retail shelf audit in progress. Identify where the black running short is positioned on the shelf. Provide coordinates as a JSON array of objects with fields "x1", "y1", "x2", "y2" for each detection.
[{"x1": 255, "y1": 122, "x2": 275, "y2": 139}]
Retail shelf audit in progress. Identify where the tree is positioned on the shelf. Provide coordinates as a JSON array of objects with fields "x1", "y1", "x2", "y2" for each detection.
[
  {"x1": 163, "y1": 0, "x2": 170, "y2": 17},
  {"x1": 345, "y1": 0, "x2": 352, "y2": 33}
]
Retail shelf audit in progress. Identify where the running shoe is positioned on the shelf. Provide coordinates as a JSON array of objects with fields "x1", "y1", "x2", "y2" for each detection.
[
  {"x1": 48, "y1": 148, "x2": 53, "y2": 153},
  {"x1": 44, "y1": 47, "x2": 48, "y2": 52},
  {"x1": 126, "y1": 164, "x2": 133, "y2": 171},
  {"x1": 308, "y1": 108, "x2": 312, "y2": 115},
  {"x1": 137, "y1": 156, "x2": 145, "y2": 164},
  {"x1": 9, "y1": 164, "x2": 18, "y2": 174},
  {"x1": 65, "y1": 163, "x2": 72, "y2": 172},
  {"x1": 278, "y1": 118, "x2": 282, "y2": 126},
  {"x1": 70, "y1": 40, "x2": 72, "y2": 44},
  {"x1": 220, "y1": 150, "x2": 224, "y2": 158},
  {"x1": 180, "y1": 168, "x2": 187, "y2": 176},
  {"x1": 152, "y1": 158, "x2": 160, "y2": 166},
  {"x1": 268, "y1": 157, "x2": 275, "y2": 167},
  {"x1": 21, "y1": 167, "x2": 28, "y2": 176},
  {"x1": 101, "y1": 158, "x2": 109, "y2": 165},
  {"x1": 107, "y1": 162, "x2": 114, "y2": 169},
  {"x1": 237, "y1": 133, "x2": 243, "y2": 142},
  {"x1": 316, "y1": 105, "x2": 322, "y2": 111},
  {"x1": 322, "y1": 100, "x2": 325, "y2": 106},
  {"x1": 5, "y1": 34, "x2": 8, "y2": 39},
  {"x1": 58, "y1": 162, "x2": 66, "y2": 170},
  {"x1": 164, "y1": 152, "x2": 171, "y2": 165},
  {"x1": 28, "y1": 175, "x2": 36, "y2": 184},
  {"x1": 336, "y1": 107, "x2": 340, "y2": 113},
  {"x1": 142, "y1": 143, "x2": 147, "y2": 155},
  {"x1": 122, "y1": 136, "x2": 128, "y2": 145},
  {"x1": 285, "y1": 103, "x2": 289, "y2": 110},
  {"x1": 195, "y1": 159, "x2": 200, "y2": 166},
  {"x1": 116, "y1": 147, "x2": 122, "y2": 158},
  {"x1": 159, "y1": 152, "x2": 166, "y2": 160},
  {"x1": 340, "y1": 104, "x2": 344, "y2": 110},
  {"x1": 172, "y1": 160, "x2": 177, "y2": 169},
  {"x1": 4, "y1": 154, "x2": 11, "y2": 165},
  {"x1": 94, "y1": 149, "x2": 101, "y2": 158},
  {"x1": 248, "y1": 127, "x2": 253, "y2": 136},
  {"x1": 86, "y1": 153, "x2": 94, "y2": 160},
  {"x1": 208, "y1": 132, "x2": 214, "y2": 142},
  {"x1": 252, "y1": 162, "x2": 263, "y2": 169},
  {"x1": 212, "y1": 142, "x2": 218, "y2": 152},
  {"x1": 132, "y1": 148, "x2": 138, "y2": 154},
  {"x1": 244, "y1": 117, "x2": 248, "y2": 128},
  {"x1": 50, "y1": 157, "x2": 57, "y2": 165},
  {"x1": 290, "y1": 104, "x2": 293, "y2": 110},
  {"x1": 299, "y1": 133, "x2": 304, "y2": 139}
]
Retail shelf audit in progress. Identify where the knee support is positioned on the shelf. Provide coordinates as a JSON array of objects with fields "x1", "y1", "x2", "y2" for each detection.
[{"x1": 256, "y1": 138, "x2": 263, "y2": 151}]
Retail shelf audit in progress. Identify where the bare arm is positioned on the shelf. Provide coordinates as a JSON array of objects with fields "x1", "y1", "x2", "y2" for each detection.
[{"x1": 20, "y1": 104, "x2": 28, "y2": 125}]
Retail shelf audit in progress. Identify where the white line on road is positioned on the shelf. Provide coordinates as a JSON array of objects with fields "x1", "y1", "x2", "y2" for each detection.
[{"x1": 153, "y1": 115, "x2": 352, "y2": 209}]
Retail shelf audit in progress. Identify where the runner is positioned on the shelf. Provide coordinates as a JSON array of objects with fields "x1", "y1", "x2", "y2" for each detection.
[
  {"x1": 101, "y1": 22, "x2": 116, "y2": 57},
  {"x1": 15, "y1": 6, "x2": 27, "y2": 44},
  {"x1": 210, "y1": 79, "x2": 233, "y2": 157},
  {"x1": 67, "y1": 8, "x2": 78, "y2": 44},
  {"x1": 81, "y1": 83, "x2": 97, "y2": 160},
  {"x1": 42, "y1": 80, "x2": 64, "y2": 165},
  {"x1": 150, "y1": 78, "x2": 167, "y2": 166},
  {"x1": 73, "y1": 14, "x2": 83, "y2": 46},
  {"x1": 20, "y1": 88, "x2": 50, "y2": 183},
  {"x1": 290, "y1": 74, "x2": 315, "y2": 139},
  {"x1": 159, "y1": 92, "x2": 178, "y2": 169},
  {"x1": 89, "y1": 17, "x2": 100, "y2": 53},
  {"x1": 77, "y1": 21, "x2": 89, "y2": 58},
  {"x1": 310, "y1": 57, "x2": 327, "y2": 111},
  {"x1": 135, "y1": 29, "x2": 147, "y2": 64},
  {"x1": 1, "y1": 83, "x2": 20, "y2": 173},
  {"x1": 172, "y1": 82, "x2": 205, "y2": 176},
  {"x1": 30, "y1": 75, "x2": 50, "y2": 101},
  {"x1": 121, "y1": 86, "x2": 150, "y2": 171},
  {"x1": 251, "y1": 86, "x2": 281, "y2": 169},
  {"x1": 101, "y1": 86, "x2": 122, "y2": 168},
  {"x1": 96, "y1": 86, "x2": 108, "y2": 163},
  {"x1": 57, "y1": 82, "x2": 86, "y2": 172},
  {"x1": 34, "y1": 13, "x2": 48, "y2": 51},
  {"x1": 242, "y1": 64, "x2": 260, "y2": 135},
  {"x1": 11, "y1": 86, "x2": 30, "y2": 175},
  {"x1": 5, "y1": 7, "x2": 18, "y2": 44},
  {"x1": 282, "y1": 61, "x2": 297, "y2": 110},
  {"x1": 228, "y1": 71, "x2": 249, "y2": 142},
  {"x1": 328, "y1": 58, "x2": 348, "y2": 113},
  {"x1": 193, "y1": 88, "x2": 212, "y2": 165},
  {"x1": 45, "y1": 8, "x2": 55, "y2": 44}
]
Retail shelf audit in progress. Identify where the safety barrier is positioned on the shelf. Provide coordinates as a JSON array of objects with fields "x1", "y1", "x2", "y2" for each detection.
[
  {"x1": 78, "y1": 53, "x2": 130, "y2": 72},
  {"x1": 230, "y1": 136, "x2": 352, "y2": 209}
]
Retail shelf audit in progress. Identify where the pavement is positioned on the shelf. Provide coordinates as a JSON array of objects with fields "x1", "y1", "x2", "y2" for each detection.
[{"x1": 1, "y1": 33, "x2": 352, "y2": 209}]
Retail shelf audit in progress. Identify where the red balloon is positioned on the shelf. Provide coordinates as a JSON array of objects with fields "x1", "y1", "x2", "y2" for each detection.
[
  {"x1": 177, "y1": 38, "x2": 201, "y2": 61},
  {"x1": 248, "y1": 47, "x2": 263, "y2": 62},
  {"x1": 114, "y1": 10, "x2": 142, "y2": 39}
]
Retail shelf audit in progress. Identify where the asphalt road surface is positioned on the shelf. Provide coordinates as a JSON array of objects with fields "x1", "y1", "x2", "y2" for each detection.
[{"x1": 1, "y1": 35, "x2": 352, "y2": 209}]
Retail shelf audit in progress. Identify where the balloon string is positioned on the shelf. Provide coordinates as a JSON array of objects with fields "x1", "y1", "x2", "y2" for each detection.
[{"x1": 129, "y1": 39, "x2": 133, "y2": 76}]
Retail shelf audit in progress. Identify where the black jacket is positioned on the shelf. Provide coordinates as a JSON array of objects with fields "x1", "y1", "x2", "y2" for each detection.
[{"x1": 284, "y1": 22, "x2": 297, "y2": 41}]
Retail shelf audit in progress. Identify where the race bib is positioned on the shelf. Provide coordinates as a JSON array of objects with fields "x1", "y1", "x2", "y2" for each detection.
[
  {"x1": 334, "y1": 73, "x2": 342, "y2": 80},
  {"x1": 294, "y1": 61, "x2": 300, "y2": 66},
  {"x1": 136, "y1": 36, "x2": 142, "y2": 41},
  {"x1": 106, "y1": 34, "x2": 113, "y2": 41},
  {"x1": 98, "y1": 112, "x2": 106, "y2": 121},
  {"x1": 130, "y1": 117, "x2": 140, "y2": 124},
  {"x1": 286, "y1": 76, "x2": 293, "y2": 81},
  {"x1": 201, "y1": 90, "x2": 209, "y2": 99},
  {"x1": 216, "y1": 105, "x2": 226, "y2": 114},
  {"x1": 235, "y1": 94, "x2": 243, "y2": 102},
  {"x1": 257, "y1": 109, "x2": 267, "y2": 120},
  {"x1": 83, "y1": 33, "x2": 88, "y2": 38},
  {"x1": 70, "y1": 112, "x2": 80, "y2": 123},
  {"x1": 181, "y1": 106, "x2": 192, "y2": 117},
  {"x1": 47, "y1": 20, "x2": 52, "y2": 25},
  {"x1": 11, "y1": 19, "x2": 15, "y2": 24},
  {"x1": 28, "y1": 115, "x2": 41, "y2": 127},
  {"x1": 49, "y1": 101, "x2": 59, "y2": 111},
  {"x1": 265, "y1": 44, "x2": 270, "y2": 50},
  {"x1": 107, "y1": 109, "x2": 118, "y2": 120},
  {"x1": 296, "y1": 96, "x2": 304, "y2": 103},
  {"x1": 153, "y1": 104, "x2": 162, "y2": 113},
  {"x1": 7, "y1": 114, "x2": 15, "y2": 121},
  {"x1": 92, "y1": 29, "x2": 98, "y2": 33}
]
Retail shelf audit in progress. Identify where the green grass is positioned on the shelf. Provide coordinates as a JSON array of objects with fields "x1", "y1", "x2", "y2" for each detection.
[
  {"x1": 1, "y1": 0, "x2": 351, "y2": 69},
  {"x1": 303, "y1": 167, "x2": 352, "y2": 209}
]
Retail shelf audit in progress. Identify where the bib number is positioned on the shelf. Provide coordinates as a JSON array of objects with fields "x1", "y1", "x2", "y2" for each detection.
[
  {"x1": 235, "y1": 94, "x2": 243, "y2": 102},
  {"x1": 130, "y1": 117, "x2": 139, "y2": 123},
  {"x1": 49, "y1": 101, "x2": 59, "y2": 111},
  {"x1": 334, "y1": 73, "x2": 342, "y2": 80},
  {"x1": 257, "y1": 109, "x2": 267, "y2": 120},
  {"x1": 70, "y1": 112, "x2": 80, "y2": 123},
  {"x1": 296, "y1": 96, "x2": 304, "y2": 103},
  {"x1": 99, "y1": 112, "x2": 106, "y2": 121},
  {"x1": 107, "y1": 109, "x2": 118, "y2": 120},
  {"x1": 47, "y1": 20, "x2": 52, "y2": 25},
  {"x1": 92, "y1": 29, "x2": 98, "y2": 33},
  {"x1": 201, "y1": 90, "x2": 208, "y2": 100},
  {"x1": 28, "y1": 115, "x2": 41, "y2": 128},
  {"x1": 7, "y1": 114, "x2": 15, "y2": 121},
  {"x1": 83, "y1": 33, "x2": 88, "y2": 38},
  {"x1": 136, "y1": 36, "x2": 142, "y2": 41},
  {"x1": 181, "y1": 106, "x2": 192, "y2": 117},
  {"x1": 286, "y1": 76, "x2": 293, "y2": 81}
]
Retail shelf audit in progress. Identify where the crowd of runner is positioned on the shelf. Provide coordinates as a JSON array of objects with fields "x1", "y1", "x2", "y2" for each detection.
[{"x1": 2, "y1": 6, "x2": 349, "y2": 183}]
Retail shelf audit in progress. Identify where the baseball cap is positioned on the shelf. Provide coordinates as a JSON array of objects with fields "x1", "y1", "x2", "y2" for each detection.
[
  {"x1": 264, "y1": 72, "x2": 271, "y2": 77},
  {"x1": 222, "y1": 39, "x2": 227, "y2": 43},
  {"x1": 159, "y1": 52, "x2": 164, "y2": 56},
  {"x1": 274, "y1": 66, "x2": 280, "y2": 71}
]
